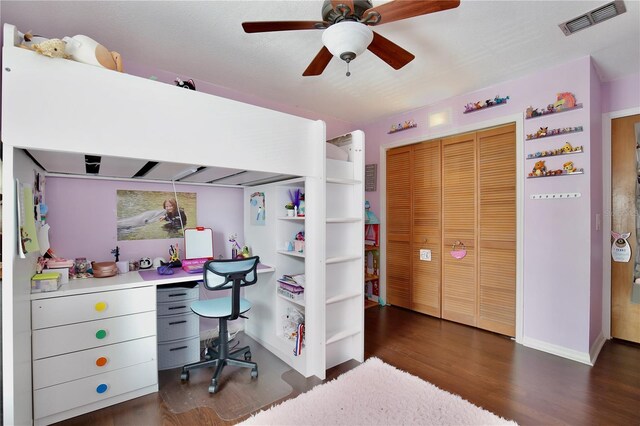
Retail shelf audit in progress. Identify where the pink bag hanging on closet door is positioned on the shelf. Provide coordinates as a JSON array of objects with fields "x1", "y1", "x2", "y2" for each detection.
[{"x1": 450, "y1": 240, "x2": 467, "y2": 259}]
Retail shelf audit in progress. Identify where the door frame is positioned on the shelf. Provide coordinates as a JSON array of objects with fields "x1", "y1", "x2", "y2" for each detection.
[
  {"x1": 379, "y1": 113, "x2": 524, "y2": 343},
  {"x1": 602, "y1": 107, "x2": 640, "y2": 339}
]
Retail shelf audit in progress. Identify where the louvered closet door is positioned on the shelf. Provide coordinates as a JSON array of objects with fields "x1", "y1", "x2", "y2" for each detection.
[
  {"x1": 477, "y1": 124, "x2": 516, "y2": 336},
  {"x1": 442, "y1": 133, "x2": 477, "y2": 326},
  {"x1": 386, "y1": 146, "x2": 412, "y2": 308},
  {"x1": 411, "y1": 141, "x2": 442, "y2": 316}
]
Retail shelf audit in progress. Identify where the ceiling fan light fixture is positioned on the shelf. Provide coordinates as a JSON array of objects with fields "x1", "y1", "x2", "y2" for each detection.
[{"x1": 322, "y1": 21, "x2": 373, "y2": 62}]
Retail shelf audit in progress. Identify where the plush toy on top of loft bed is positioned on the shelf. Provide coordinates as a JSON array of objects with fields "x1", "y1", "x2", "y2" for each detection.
[{"x1": 19, "y1": 31, "x2": 123, "y2": 72}]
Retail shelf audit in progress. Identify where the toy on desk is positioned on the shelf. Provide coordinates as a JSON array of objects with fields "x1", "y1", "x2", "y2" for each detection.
[
  {"x1": 140, "y1": 257, "x2": 152, "y2": 269},
  {"x1": 229, "y1": 233, "x2": 251, "y2": 259},
  {"x1": 169, "y1": 244, "x2": 179, "y2": 262},
  {"x1": 111, "y1": 246, "x2": 120, "y2": 262}
]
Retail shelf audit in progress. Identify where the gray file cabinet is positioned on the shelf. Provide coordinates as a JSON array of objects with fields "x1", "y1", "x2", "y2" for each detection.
[{"x1": 157, "y1": 283, "x2": 200, "y2": 370}]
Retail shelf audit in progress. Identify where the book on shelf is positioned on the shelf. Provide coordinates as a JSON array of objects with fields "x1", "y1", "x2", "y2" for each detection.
[
  {"x1": 278, "y1": 286, "x2": 305, "y2": 302},
  {"x1": 278, "y1": 280, "x2": 304, "y2": 293},
  {"x1": 281, "y1": 273, "x2": 305, "y2": 288},
  {"x1": 365, "y1": 239, "x2": 376, "y2": 246}
]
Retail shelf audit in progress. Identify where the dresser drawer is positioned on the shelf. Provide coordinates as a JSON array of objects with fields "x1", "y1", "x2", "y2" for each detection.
[
  {"x1": 158, "y1": 336, "x2": 200, "y2": 370},
  {"x1": 34, "y1": 360, "x2": 158, "y2": 420},
  {"x1": 157, "y1": 298, "x2": 197, "y2": 316},
  {"x1": 157, "y1": 284, "x2": 199, "y2": 304},
  {"x1": 32, "y1": 286, "x2": 156, "y2": 330},
  {"x1": 33, "y1": 336, "x2": 157, "y2": 390},
  {"x1": 157, "y1": 312, "x2": 199, "y2": 343},
  {"x1": 33, "y1": 311, "x2": 156, "y2": 360}
]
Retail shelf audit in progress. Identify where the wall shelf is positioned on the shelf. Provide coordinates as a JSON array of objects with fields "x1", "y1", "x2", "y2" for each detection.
[
  {"x1": 526, "y1": 103, "x2": 583, "y2": 119},
  {"x1": 278, "y1": 217, "x2": 305, "y2": 222},
  {"x1": 277, "y1": 292, "x2": 305, "y2": 308},
  {"x1": 526, "y1": 126, "x2": 583, "y2": 141},
  {"x1": 526, "y1": 147, "x2": 584, "y2": 159},
  {"x1": 277, "y1": 250, "x2": 305, "y2": 258},
  {"x1": 527, "y1": 170, "x2": 584, "y2": 179}
]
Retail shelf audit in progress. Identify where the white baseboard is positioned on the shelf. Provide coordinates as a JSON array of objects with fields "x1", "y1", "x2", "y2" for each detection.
[
  {"x1": 522, "y1": 336, "x2": 593, "y2": 365},
  {"x1": 589, "y1": 332, "x2": 607, "y2": 365}
]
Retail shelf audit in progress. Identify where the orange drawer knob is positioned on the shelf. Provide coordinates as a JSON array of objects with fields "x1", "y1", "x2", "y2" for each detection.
[
  {"x1": 96, "y1": 357, "x2": 108, "y2": 367},
  {"x1": 95, "y1": 302, "x2": 107, "y2": 312}
]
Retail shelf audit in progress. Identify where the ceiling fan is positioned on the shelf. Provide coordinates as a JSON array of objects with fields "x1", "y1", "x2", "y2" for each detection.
[{"x1": 242, "y1": 0, "x2": 460, "y2": 77}]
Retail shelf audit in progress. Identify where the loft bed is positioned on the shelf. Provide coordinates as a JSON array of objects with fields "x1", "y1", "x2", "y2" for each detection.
[{"x1": 1, "y1": 23, "x2": 364, "y2": 425}]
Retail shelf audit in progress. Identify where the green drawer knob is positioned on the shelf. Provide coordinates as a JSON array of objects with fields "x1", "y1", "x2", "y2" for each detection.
[{"x1": 95, "y1": 329, "x2": 107, "y2": 339}]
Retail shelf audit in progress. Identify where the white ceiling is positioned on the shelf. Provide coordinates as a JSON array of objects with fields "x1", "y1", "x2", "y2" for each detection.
[{"x1": 1, "y1": 0, "x2": 639, "y2": 125}]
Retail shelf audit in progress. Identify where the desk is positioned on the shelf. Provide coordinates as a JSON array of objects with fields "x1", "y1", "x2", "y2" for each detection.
[{"x1": 29, "y1": 263, "x2": 274, "y2": 425}]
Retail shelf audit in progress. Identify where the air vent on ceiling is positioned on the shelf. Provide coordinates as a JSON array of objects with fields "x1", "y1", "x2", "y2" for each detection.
[
  {"x1": 559, "y1": 1, "x2": 626, "y2": 36},
  {"x1": 85, "y1": 155, "x2": 101, "y2": 174}
]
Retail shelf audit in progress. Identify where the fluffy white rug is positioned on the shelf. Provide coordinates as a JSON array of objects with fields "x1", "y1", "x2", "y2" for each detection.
[{"x1": 240, "y1": 357, "x2": 517, "y2": 425}]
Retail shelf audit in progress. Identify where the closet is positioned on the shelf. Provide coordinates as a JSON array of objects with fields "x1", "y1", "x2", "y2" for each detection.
[{"x1": 386, "y1": 123, "x2": 516, "y2": 336}]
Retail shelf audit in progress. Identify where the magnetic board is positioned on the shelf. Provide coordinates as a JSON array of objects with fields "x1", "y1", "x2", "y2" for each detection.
[{"x1": 184, "y1": 227, "x2": 213, "y2": 259}]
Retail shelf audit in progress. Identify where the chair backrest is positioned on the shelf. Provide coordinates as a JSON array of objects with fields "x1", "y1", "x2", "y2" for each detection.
[{"x1": 202, "y1": 256, "x2": 260, "y2": 320}]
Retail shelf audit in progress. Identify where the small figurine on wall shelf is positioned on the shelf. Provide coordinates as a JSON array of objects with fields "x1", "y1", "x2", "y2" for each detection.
[
  {"x1": 388, "y1": 120, "x2": 417, "y2": 134},
  {"x1": 463, "y1": 95, "x2": 509, "y2": 113},
  {"x1": 175, "y1": 77, "x2": 196, "y2": 90},
  {"x1": 563, "y1": 161, "x2": 577, "y2": 173},
  {"x1": 525, "y1": 93, "x2": 581, "y2": 118}
]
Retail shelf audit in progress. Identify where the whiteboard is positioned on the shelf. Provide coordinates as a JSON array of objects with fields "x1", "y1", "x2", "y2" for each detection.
[{"x1": 184, "y1": 227, "x2": 213, "y2": 259}]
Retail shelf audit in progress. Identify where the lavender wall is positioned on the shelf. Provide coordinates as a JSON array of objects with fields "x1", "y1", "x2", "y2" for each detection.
[
  {"x1": 589, "y1": 60, "x2": 604, "y2": 347},
  {"x1": 359, "y1": 56, "x2": 602, "y2": 354},
  {"x1": 602, "y1": 73, "x2": 640, "y2": 113}
]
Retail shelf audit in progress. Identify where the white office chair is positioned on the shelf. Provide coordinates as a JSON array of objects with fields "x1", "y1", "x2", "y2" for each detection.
[{"x1": 180, "y1": 256, "x2": 260, "y2": 394}]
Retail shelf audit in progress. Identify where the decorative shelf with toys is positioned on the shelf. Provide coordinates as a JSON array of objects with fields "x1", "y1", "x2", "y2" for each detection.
[
  {"x1": 388, "y1": 120, "x2": 417, "y2": 134},
  {"x1": 526, "y1": 142, "x2": 584, "y2": 159},
  {"x1": 526, "y1": 125, "x2": 583, "y2": 141},
  {"x1": 463, "y1": 95, "x2": 509, "y2": 114},
  {"x1": 528, "y1": 159, "x2": 584, "y2": 179},
  {"x1": 525, "y1": 93, "x2": 582, "y2": 119}
]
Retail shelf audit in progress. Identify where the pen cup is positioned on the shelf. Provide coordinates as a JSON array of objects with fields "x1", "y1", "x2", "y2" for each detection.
[{"x1": 116, "y1": 261, "x2": 129, "y2": 274}]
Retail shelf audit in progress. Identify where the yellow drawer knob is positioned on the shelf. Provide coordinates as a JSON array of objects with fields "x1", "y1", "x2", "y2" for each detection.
[{"x1": 95, "y1": 302, "x2": 107, "y2": 312}]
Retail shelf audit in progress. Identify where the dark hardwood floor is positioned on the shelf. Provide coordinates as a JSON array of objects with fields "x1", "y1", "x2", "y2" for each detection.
[{"x1": 57, "y1": 306, "x2": 640, "y2": 425}]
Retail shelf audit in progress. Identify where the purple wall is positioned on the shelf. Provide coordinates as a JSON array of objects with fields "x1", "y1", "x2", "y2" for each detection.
[
  {"x1": 46, "y1": 177, "x2": 244, "y2": 262},
  {"x1": 589, "y1": 60, "x2": 604, "y2": 347},
  {"x1": 602, "y1": 73, "x2": 640, "y2": 113}
]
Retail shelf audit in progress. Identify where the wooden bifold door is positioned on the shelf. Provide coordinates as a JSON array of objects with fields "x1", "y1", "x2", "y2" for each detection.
[{"x1": 386, "y1": 123, "x2": 516, "y2": 336}]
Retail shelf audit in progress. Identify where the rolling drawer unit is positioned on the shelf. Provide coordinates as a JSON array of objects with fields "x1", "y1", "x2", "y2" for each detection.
[
  {"x1": 31, "y1": 285, "x2": 158, "y2": 425},
  {"x1": 157, "y1": 283, "x2": 200, "y2": 370}
]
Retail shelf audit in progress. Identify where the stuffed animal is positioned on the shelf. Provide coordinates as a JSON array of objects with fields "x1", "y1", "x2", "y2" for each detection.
[
  {"x1": 562, "y1": 142, "x2": 574, "y2": 153},
  {"x1": 62, "y1": 35, "x2": 122, "y2": 72},
  {"x1": 175, "y1": 78, "x2": 196, "y2": 90},
  {"x1": 28, "y1": 39, "x2": 69, "y2": 58},
  {"x1": 563, "y1": 161, "x2": 576, "y2": 173},
  {"x1": 530, "y1": 160, "x2": 546, "y2": 177}
]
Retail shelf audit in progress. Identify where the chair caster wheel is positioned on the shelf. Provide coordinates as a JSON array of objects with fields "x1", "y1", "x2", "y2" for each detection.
[
  {"x1": 251, "y1": 367, "x2": 258, "y2": 379},
  {"x1": 244, "y1": 351, "x2": 252, "y2": 361},
  {"x1": 180, "y1": 371, "x2": 189, "y2": 381},
  {"x1": 208, "y1": 379, "x2": 218, "y2": 394}
]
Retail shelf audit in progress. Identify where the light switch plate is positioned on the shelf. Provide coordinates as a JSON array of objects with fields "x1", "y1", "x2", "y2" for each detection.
[{"x1": 419, "y1": 249, "x2": 431, "y2": 261}]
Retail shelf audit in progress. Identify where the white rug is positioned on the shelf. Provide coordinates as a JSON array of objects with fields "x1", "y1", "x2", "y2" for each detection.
[{"x1": 240, "y1": 357, "x2": 517, "y2": 426}]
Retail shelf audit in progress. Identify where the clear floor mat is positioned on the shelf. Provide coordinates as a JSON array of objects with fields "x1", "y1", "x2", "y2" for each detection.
[{"x1": 158, "y1": 332, "x2": 294, "y2": 421}]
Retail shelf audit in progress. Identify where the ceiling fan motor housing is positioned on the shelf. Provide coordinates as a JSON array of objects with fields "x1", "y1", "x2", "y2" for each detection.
[{"x1": 322, "y1": 0, "x2": 373, "y2": 23}]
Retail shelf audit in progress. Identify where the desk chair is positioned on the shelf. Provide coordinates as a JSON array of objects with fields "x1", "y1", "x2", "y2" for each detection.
[{"x1": 180, "y1": 256, "x2": 260, "y2": 394}]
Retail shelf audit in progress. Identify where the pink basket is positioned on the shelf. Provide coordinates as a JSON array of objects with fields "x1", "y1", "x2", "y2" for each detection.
[{"x1": 450, "y1": 241, "x2": 467, "y2": 259}]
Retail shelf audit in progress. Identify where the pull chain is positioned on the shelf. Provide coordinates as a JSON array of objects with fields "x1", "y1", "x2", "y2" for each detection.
[{"x1": 346, "y1": 59, "x2": 351, "y2": 77}]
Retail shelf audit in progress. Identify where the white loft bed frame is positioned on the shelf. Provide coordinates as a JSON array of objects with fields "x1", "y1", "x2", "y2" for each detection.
[{"x1": 1, "y1": 23, "x2": 363, "y2": 425}]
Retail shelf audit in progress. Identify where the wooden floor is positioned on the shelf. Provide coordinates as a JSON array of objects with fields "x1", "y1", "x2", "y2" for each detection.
[{"x1": 57, "y1": 305, "x2": 640, "y2": 425}]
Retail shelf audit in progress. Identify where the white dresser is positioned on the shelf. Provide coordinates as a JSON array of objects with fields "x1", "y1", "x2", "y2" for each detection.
[
  {"x1": 31, "y1": 285, "x2": 158, "y2": 425},
  {"x1": 157, "y1": 283, "x2": 200, "y2": 370}
]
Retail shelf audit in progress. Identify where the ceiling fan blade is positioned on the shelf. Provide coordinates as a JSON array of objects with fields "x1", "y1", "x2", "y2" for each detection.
[
  {"x1": 303, "y1": 46, "x2": 333, "y2": 76},
  {"x1": 242, "y1": 21, "x2": 327, "y2": 33},
  {"x1": 367, "y1": 31, "x2": 415, "y2": 70},
  {"x1": 331, "y1": 0, "x2": 355, "y2": 16},
  {"x1": 364, "y1": 0, "x2": 460, "y2": 25}
]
